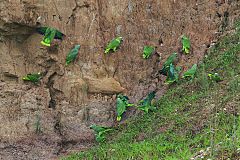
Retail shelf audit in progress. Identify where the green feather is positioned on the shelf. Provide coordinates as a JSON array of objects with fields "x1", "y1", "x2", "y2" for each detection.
[
  {"x1": 160, "y1": 53, "x2": 178, "y2": 76},
  {"x1": 183, "y1": 64, "x2": 197, "y2": 80},
  {"x1": 105, "y1": 36, "x2": 123, "y2": 54},
  {"x1": 22, "y1": 72, "x2": 42, "y2": 83},
  {"x1": 143, "y1": 46, "x2": 155, "y2": 59},
  {"x1": 182, "y1": 35, "x2": 191, "y2": 54},
  {"x1": 137, "y1": 91, "x2": 156, "y2": 113},
  {"x1": 66, "y1": 45, "x2": 80, "y2": 66}
]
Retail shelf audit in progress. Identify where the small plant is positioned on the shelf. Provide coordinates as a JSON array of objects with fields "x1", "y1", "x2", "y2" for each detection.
[
  {"x1": 182, "y1": 64, "x2": 197, "y2": 81},
  {"x1": 181, "y1": 35, "x2": 191, "y2": 54},
  {"x1": 143, "y1": 46, "x2": 155, "y2": 59},
  {"x1": 116, "y1": 94, "x2": 134, "y2": 121},
  {"x1": 137, "y1": 91, "x2": 156, "y2": 113},
  {"x1": 104, "y1": 36, "x2": 123, "y2": 54},
  {"x1": 90, "y1": 125, "x2": 113, "y2": 142}
]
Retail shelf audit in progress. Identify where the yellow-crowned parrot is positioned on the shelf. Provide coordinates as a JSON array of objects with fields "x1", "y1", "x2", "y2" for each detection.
[{"x1": 105, "y1": 36, "x2": 123, "y2": 54}]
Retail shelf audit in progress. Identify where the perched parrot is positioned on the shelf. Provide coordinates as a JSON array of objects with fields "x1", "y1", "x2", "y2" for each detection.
[
  {"x1": 208, "y1": 73, "x2": 222, "y2": 82},
  {"x1": 65, "y1": 44, "x2": 80, "y2": 66},
  {"x1": 116, "y1": 94, "x2": 134, "y2": 121},
  {"x1": 159, "y1": 53, "x2": 178, "y2": 76},
  {"x1": 182, "y1": 64, "x2": 197, "y2": 80},
  {"x1": 90, "y1": 125, "x2": 112, "y2": 142},
  {"x1": 165, "y1": 63, "x2": 181, "y2": 84},
  {"x1": 105, "y1": 36, "x2": 123, "y2": 54},
  {"x1": 137, "y1": 91, "x2": 156, "y2": 113},
  {"x1": 22, "y1": 72, "x2": 42, "y2": 84},
  {"x1": 36, "y1": 27, "x2": 64, "y2": 47},
  {"x1": 143, "y1": 46, "x2": 155, "y2": 59},
  {"x1": 182, "y1": 35, "x2": 191, "y2": 54}
]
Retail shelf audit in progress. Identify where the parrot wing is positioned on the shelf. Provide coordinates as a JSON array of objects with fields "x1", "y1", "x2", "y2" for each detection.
[
  {"x1": 54, "y1": 30, "x2": 65, "y2": 40},
  {"x1": 160, "y1": 53, "x2": 178, "y2": 76},
  {"x1": 165, "y1": 63, "x2": 179, "y2": 84},
  {"x1": 66, "y1": 45, "x2": 80, "y2": 65},
  {"x1": 183, "y1": 64, "x2": 197, "y2": 78},
  {"x1": 182, "y1": 36, "x2": 191, "y2": 54},
  {"x1": 36, "y1": 27, "x2": 48, "y2": 35},
  {"x1": 116, "y1": 97, "x2": 127, "y2": 121},
  {"x1": 143, "y1": 46, "x2": 155, "y2": 59}
]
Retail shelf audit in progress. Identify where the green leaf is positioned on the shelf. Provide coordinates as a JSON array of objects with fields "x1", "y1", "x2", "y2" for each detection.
[
  {"x1": 143, "y1": 46, "x2": 155, "y2": 59},
  {"x1": 160, "y1": 53, "x2": 178, "y2": 76},
  {"x1": 90, "y1": 125, "x2": 112, "y2": 142},
  {"x1": 116, "y1": 94, "x2": 133, "y2": 121},
  {"x1": 182, "y1": 35, "x2": 191, "y2": 54},
  {"x1": 105, "y1": 37, "x2": 123, "y2": 54},
  {"x1": 137, "y1": 91, "x2": 156, "y2": 113},
  {"x1": 22, "y1": 72, "x2": 42, "y2": 84},
  {"x1": 182, "y1": 64, "x2": 197, "y2": 80},
  {"x1": 66, "y1": 45, "x2": 80, "y2": 66}
]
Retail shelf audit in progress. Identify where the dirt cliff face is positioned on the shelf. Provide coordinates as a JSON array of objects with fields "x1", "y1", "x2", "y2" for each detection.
[{"x1": 0, "y1": 0, "x2": 239, "y2": 159}]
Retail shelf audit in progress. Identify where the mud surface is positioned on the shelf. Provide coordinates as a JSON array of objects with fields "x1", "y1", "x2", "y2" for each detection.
[{"x1": 0, "y1": 0, "x2": 239, "y2": 159}]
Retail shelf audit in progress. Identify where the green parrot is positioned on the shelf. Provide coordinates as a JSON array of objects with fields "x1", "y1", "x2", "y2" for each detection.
[
  {"x1": 137, "y1": 91, "x2": 156, "y2": 113},
  {"x1": 65, "y1": 44, "x2": 80, "y2": 66},
  {"x1": 22, "y1": 72, "x2": 42, "y2": 84},
  {"x1": 182, "y1": 35, "x2": 191, "y2": 54},
  {"x1": 165, "y1": 63, "x2": 181, "y2": 84},
  {"x1": 182, "y1": 64, "x2": 197, "y2": 80},
  {"x1": 90, "y1": 125, "x2": 112, "y2": 142},
  {"x1": 208, "y1": 73, "x2": 222, "y2": 82},
  {"x1": 159, "y1": 53, "x2": 178, "y2": 76},
  {"x1": 104, "y1": 36, "x2": 123, "y2": 54},
  {"x1": 36, "y1": 27, "x2": 64, "y2": 47},
  {"x1": 143, "y1": 46, "x2": 155, "y2": 59},
  {"x1": 116, "y1": 94, "x2": 134, "y2": 121}
]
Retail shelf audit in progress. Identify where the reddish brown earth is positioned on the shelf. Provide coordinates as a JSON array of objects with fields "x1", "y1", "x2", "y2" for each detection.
[{"x1": 0, "y1": 0, "x2": 239, "y2": 159}]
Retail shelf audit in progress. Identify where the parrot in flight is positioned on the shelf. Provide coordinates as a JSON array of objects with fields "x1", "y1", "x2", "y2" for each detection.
[
  {"x1": 105, "y1": 36, "x2": 123, "y2": 54},
  {"x1": 65, "y1": 45, "x2": 80, "y2": 66},
  {"x1": 116, "y1": 94, "x2": 134, "y2": 121},
  {"x1": 182, "y1": 64, "x2": 197, "y2": 80},
  {"x1": 22, "y1": 72, "x2": 42, "y2": 84},
  {"x1": 181, "y1": 35, "x2": 191, "y2": 54},
  {"x1": 36, "y1": 27, "x2": 64, "y2": 47},
  {"x1": 159, "y1": 53, "x2": 178, "y2": 76},
  {"x1": 90, "y1": 125, "x2": 112, "y2": 142},
  {"x1": 137, "y1": 91, "x2": 156, "y2": 113},
  {"x1": 143, "y1": 46, "x2": 155, "y2": 59}
]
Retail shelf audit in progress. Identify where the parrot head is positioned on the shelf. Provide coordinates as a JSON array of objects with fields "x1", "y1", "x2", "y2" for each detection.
[
  {"x1": 116, "y1": 36, "x2": 123, "y2": 42},
  {"x1": 75, "y1": 44, "x2": 81, "y2": 50}
]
